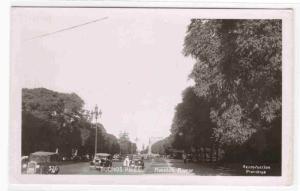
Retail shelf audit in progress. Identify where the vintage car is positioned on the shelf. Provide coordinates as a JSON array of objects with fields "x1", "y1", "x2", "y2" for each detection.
[
  {"x1": 21, "y1": 156, "x2": 29, "y2": 173},
  {"x1": 112, "y1": 154, "x2": 122, "y2": 161},
  {"x1": 90, "y1": 153, "x2": 112, "y2": 170},
  {"x1": 23, "y1": 151, "x2": 60, "y2": 174},
  {"x1": 129, "y1": 155, "x2": 144, "y2": 169}
]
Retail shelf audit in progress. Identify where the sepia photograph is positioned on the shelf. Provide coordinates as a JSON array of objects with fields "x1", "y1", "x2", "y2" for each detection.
[{"x1": 9, "y1": 7, "x2": 293, "y2": 185}]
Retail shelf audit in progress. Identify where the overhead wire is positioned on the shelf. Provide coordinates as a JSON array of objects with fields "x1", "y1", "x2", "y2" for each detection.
[{"x1": 25, "y1": 16, "x2": 108, "y2": 41}]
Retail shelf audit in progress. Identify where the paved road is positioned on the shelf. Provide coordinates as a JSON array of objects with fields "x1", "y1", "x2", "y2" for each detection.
[{"x1": 58, "y1": 158, "x2": 237, "y2": 175}]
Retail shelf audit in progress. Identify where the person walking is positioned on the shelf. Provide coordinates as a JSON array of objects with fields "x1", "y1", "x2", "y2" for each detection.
[
  {"x1": 123, "y1": 156, "x2": 130, "y2": 167},
  {"x1": 182, "y1": 152, "x2": 187, "y2": 164}
]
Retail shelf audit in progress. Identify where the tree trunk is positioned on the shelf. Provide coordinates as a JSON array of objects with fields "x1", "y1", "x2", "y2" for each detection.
[
  {"x1": 216, "y1": 144, "x2": 219, "y2": 162},
  {"x1": 196, "y1": 146, "x2": 200, "y2": 162},
  {"x1": 199, "y1": 147, "x2": 202, "y2": 162},
  {"x1": 201, "y1": 147, "x2": 204, "y2": 162},
  {"x1": 203, "y1": 147, "x2": 207, "y2": 162},
  {"x1": 210, "y1": 144, "x2": 214, "y2": 162},
  {"x1": 215, "y1": 137, "x2": 222, "y2": 162}
]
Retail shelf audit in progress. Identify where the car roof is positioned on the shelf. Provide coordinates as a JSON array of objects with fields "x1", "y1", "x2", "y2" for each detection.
[
  {"x1": 30, "y1": 151, "x2": 58, "y2": 156},
  {"x1": 132, "y1": 155, "x2": 143, "y2": 159},
  {"x1": 95, "y1": 153, "x2": 111, "y2": 157}
]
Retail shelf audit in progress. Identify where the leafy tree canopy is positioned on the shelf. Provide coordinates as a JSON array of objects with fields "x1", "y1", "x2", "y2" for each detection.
[
  {"x1": 22, "y1": 88, "x2": 84, "y2": 121},
  {"x1": 183, "y1": 19, "x2": 282, "y2": 145}
]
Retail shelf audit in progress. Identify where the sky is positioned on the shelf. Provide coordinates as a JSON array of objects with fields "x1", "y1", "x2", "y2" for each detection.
[{"x1": 11, "y1": 8, "x2": 195, "y2": 149}]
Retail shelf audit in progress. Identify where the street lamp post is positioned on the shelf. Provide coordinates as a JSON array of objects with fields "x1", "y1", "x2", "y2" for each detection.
[{"x1": 91, "y1": 105, "x2": 102, "y2": 156}]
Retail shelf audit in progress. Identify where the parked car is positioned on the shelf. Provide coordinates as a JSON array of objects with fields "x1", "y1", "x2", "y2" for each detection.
[
  {"x1": 23, "y1": 151, "x2": 60, "y2": 174},
  {"x1": 81, "y1": 154, "x2": 90, "y2": 162},
  {"x1": 129, "y1": 155, "x2": 144, "y2": 169},
  {"x1": 90, "y1": 153, "x2": 112, "y2": 170},
  {"x1": 21, "y1": 156, "x2": 29, "y2": 173},
  {"x1": 112, "y1": 154, "x2": 121, "y2": 161}
]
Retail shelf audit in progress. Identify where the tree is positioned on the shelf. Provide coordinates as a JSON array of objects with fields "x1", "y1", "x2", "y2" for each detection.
[
  {"x1": 101, "y1": 133, "x2": 120, "y2": 154},
  {"x1": 170, "y1": 87, "x2": 217, "y2": 161},
  {"x1": 22, "y1": 88, "x2": 85, "y2": 156},
  {"x1": 118, "y1": 132, "x2": 136, "y2": 154},
  {"x1": 22, "y1": 88, "x2": 121, "y2": 157},
  {"x1": 151, "y1": 136, "x2": 172, "y2": 155},
  {"x1": 183, "y1": 19, "x2": 282, "y2": 147},
  {"x1": 22, "y1": 88, "x2": 84, "y2": 121},
  {"x1": 22, "y1": 111, "x2": 57, "y2": 155}
]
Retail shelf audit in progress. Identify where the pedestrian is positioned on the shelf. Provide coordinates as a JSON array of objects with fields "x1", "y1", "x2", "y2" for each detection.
[
  {"x1": 123, "y1": 156, "x2": 130, "y2": 167},
  {"x1": 182, "y1": 153, "x2": 187, "y2": 164}
]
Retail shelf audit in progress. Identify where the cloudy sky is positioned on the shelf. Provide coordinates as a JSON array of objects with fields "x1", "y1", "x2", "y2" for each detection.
[{"x1": 12, "y1": 8, "x2": 195, "y2": 149}]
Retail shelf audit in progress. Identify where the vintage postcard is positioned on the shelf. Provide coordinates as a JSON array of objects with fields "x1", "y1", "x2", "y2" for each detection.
[{"x1": 10, "y1": 6, "x2": 293, "y2": 186}]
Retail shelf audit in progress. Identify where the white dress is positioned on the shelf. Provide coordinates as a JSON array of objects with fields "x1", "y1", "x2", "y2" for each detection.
[{"x1": 123, "y1": 158, "x2": 130, "y2": 167}]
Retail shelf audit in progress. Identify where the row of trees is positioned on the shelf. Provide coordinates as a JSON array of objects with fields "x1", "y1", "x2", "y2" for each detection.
[
  {"x1": 151, "y1": 136, "x2": 172, "y2": 155},
  {"x1": 118, "y1": 132, "x2": 137, "y2": 155},
  {"x1": 152, "y1": 19, "x2": 282, "y2": 164},
  {"x1": 22, "y1": 88, "x2": 136, "y2": 157}
]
